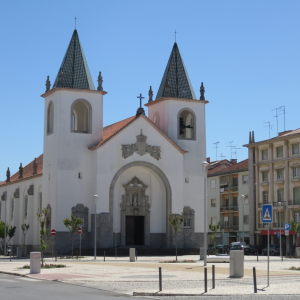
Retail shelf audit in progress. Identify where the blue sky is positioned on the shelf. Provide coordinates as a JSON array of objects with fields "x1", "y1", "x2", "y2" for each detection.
[{"x1": 1, "y1": 0, "x2": 300, "y2": 177}]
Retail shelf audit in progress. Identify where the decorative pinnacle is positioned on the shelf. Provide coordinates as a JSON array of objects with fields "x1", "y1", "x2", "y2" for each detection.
[
  {"x1": 164, "y1": 78, "x2": 171, "y2": 97},
  {"x1": 6, "y1": 167, "x2": 10, "y2": 182},
  {"x1": 19, "y1": 163, "x2": 23, "y2": 179},
  {"x1": 200, "y1": 82, "x2": 205, "y2": 100},
  {"x1": 57, "y1": 68, "x2": 64, "y2": 88},
  {"x1": 97, "y1": 71, "x2": 103, "y2": 91},
  {"x1": 148, "y1": 86, "x2": 153, "y2": 102},
  {"x1": 45, "y1": 76, "x2": 51, "y2": 92}
]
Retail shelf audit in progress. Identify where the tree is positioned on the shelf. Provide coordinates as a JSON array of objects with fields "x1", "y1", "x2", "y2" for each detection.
[
  {"x1": 21, "y1": 223, "x2": 30, "y2": 256},
  {"x1": 0, "y1": 220, "x2": 7, "y2": 240},
  {"x1": 63, "y1": 214, "x2": 82, "y2": 258},
  {"x1": 209, "y1": 220, "x2": 221, "y2": 254},
  {"x1": 168, "y1": 213, "x2": 184, "y2": 261},
  {"x1": 37, "y1": 208, "x2": 50, "y2": 266},
  {"x1": 291, "y1": 220, "x2": 300, "y2": 255}
]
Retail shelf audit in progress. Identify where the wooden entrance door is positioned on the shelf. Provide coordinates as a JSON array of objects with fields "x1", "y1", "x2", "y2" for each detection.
[{"x1": 125, "y1": 216, "x2": 144, "y2": 245}]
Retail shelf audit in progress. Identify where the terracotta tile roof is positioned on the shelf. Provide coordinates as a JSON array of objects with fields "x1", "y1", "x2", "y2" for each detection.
[
  {"x1": 208, "y1": 159, "x2": 248, "y2": 176},
  {"x1": 0, "y1": 154, "x2": 43, "y2": 187},
  {"x1": 145, "y1": 97, "x2": 208, "y2": 107},
  {"x1": 208, "y1": 160, "x2": 232, "y2": 175},
  {"x1": 89, "y1": 114, "x2": 188, "y2": 154}
]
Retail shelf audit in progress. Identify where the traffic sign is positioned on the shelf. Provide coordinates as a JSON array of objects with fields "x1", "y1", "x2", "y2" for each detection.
[
  {"x1": 277, "y1": 233, "x2": 280, "y2": 239},
  {"x1": 285, "y1": 230, "x2": 289, "y2": 236},
  {"x1": 262, "y1": 204, "x2": 273, "y2": 223},
  {"x1": 51, "y1": 229, "x2": 56, "y2": 236},
  {"x1": 284, "y1": 223, "x2": 291, "y2": 230},
  {"x1": 78, "y1": 227, "x2": 82, "y2": 235}
]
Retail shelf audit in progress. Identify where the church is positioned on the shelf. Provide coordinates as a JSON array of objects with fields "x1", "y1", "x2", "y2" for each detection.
[{"x1": 0, "y1": 29, "x2": 208, "y2": 253}]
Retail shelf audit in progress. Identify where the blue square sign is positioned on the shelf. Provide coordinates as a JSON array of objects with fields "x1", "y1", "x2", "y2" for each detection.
[
  {"x1": 284, "y1": 223, "x2": 291, "y2": 230},
  {"x1": 262, "y1": 204, "x2": 273, "y2": 223}
]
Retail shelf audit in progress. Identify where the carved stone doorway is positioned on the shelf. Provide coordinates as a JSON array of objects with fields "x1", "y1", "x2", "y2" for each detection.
[{"x1": 126, "y1": 216, "x2": 144, "y2": 245}]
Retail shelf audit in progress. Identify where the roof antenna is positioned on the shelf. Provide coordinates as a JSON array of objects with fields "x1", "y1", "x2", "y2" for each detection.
[
  {"x1": 219, "y1": 153, "x2": 226, "y2": 160},
  {"x1": 263, "y1": 122, "x2": 273, "y2": 138},
  {"x1": 75, "y1": 16, "x2": 77, "y2": 29},
  {"x1": 175, "y1": 30, "x2": 176, "y2": 42},
  {"x1": 213, "y1": 142, "x2": 219, "y2": 161},
  {"x1": 226, "y1": 141, "x2": 234, "y2": 159}
]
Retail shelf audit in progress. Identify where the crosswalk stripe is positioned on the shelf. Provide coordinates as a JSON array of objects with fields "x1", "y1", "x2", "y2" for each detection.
[{"x1": 18, "y1": 277, "x2": 41, "y2": 282}]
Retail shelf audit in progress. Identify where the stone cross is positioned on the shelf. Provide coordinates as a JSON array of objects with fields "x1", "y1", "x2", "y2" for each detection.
[{"x1": 137, "y1": 93, "x2": 145, "y2": 108}]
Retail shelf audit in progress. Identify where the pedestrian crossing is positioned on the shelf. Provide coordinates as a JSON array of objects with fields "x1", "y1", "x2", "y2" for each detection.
[{"x1": 0, "y1": 276, "x2": 41, "y2": 283}]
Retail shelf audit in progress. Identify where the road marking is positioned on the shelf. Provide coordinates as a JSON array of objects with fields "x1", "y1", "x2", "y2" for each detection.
[
  {"x1": 0, "y1": 279, "x2": 17, "y2": 283},
  {"x1": 19, "y1": 277, "x2": 42, "y2": 282}
]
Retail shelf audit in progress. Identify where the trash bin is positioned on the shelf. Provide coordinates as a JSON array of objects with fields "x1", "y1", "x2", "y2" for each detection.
[
  {"x1": 30, "y1": 252, "x2": 41, "y2": 274},
  {"x1": 200, "y1": 247, "x2": 205, "y2": 260},
  {"x1": 230, "y1": 250, "x2": 244, "y2": 277},
  {"x1": 17, "y1": 247, "x2": 22, "y2": 258},
  {"x1": 129, "y1": 248, "x2": 135, "y2": 262}
]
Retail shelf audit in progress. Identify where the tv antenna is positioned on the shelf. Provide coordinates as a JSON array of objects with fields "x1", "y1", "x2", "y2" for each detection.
[
  {"x1": 233, "y1": 147, "x2": 241, "y2": 161},
  {"x1": 213, "y1": 142, "x2": 219, "y2": 161},
  {"x1": 226, "y1": 141, "x2": 235, "y2": 159},
  {"x1": 272, "y1": 107, "x2": 280, "y2": 134},
  {"x1": 264, "y1": 122, "x2": 274, "y2": 138},
  {"x1": 219, "y1": 153, "x2": 226, "y2": 160},
  {"x1": 278, "y1": 105, "x2": 286, "y2": 132}
]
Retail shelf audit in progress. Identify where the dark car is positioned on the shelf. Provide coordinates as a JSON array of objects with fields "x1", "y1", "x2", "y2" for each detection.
[
  {"x1": 243, "y1": 245, "x2": 251, "y2": 255},
  {"x1": 230, "y1": 244, "x2": 244, "y2": 251},
  {"x1": 250, "y1": 245, "x2": 263, "y2": 255},
  {"x1": 262, "y1": 244, "x2": 280, "y2": 256}
]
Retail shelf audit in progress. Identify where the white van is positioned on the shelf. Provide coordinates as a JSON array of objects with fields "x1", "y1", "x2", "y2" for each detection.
[{"x1": 230, "y1": 242, "x2": 246, "y2": 247}]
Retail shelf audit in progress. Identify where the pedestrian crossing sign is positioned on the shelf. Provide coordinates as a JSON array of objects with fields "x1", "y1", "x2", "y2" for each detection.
[{"x1": 262, "y1": 204, "x2": 273, "y2": 223}]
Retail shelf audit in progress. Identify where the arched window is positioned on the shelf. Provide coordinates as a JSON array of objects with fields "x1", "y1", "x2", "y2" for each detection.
[
  {"x1": 178, "y1": 109, "x2": 195, "y2": 139},
  {"x1": 47, "y1": 101, "x2": 54, "y2": 134},
  {"x1": 153, "y1": 111, "x2": 160, "y2": 129},
  {"x1": 71, "y1": 100, "x2": 91, "y2": 133}
]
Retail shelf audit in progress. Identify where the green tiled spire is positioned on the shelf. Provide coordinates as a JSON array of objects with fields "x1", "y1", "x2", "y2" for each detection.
[
  {"x1": 53, "y1": 30, "x2": 95, "y2": 90},
  {"x1": 156, "y1": 43, "x2": 196, "y2": 100}
]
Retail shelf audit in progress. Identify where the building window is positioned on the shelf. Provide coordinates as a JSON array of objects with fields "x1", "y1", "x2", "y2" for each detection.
[
  {"x1": 24, "y1": 195, "x2": 28, "y2": 218},
  {"x1": 263, "y1": 191, "x2": 269, "y2": 204},
  {"x1": 39, "y1": 193, "x2": 42, "y2": 212},
  {"x1": 242, "y1": 175, "x2": 248, "y2": 184},
  {"x1": 295, "y1": 211, "x2": 300, "y2": 223},
  {"x1": 277, "y1": 146, "x2": 283, "y2": 158},
  {"x1": 278, "y1": 189, "x2": 284, "y2": 202},
  {"x1": 278, "y1": 211, "x2": 284, "y2": 227},
  {"x1": 11, "y1": 199, "x2": 14, "y2": 220},
  {"x1": 232, "y1": 177, "x2": 238, "y2": 186},
  {"x1": 262, "y1": 171, "x2": 268, "y2": 182},
  {"x1": 233, "y1": 216, "x2": 239, "y2": 226},
  {"x1": 244, "y1": 215, "x2": 249, "y2": 224},
  {"x1": 153, "y1": 111, "x2": 160, "y2": 129},
  {"x1": 293, "y1": 166, "x2": 299, "y2": 177},
  {"x1": 47, "y1": 101, "x2": 54, "y2": 134},
  {"x1": 293, "y1": 188, "x2": 299, "y2": 205},
  {"x1": 184, "y1": 218, "x2": 191, "y2": 228},
  {"x1": 262, "y1": 149, "x2": 268, "y2": 160},
  {"x1": 277, "y1": 169, "x2": 283, "y2": 180},
  {"x1": 211, "y1": 217, "x2": 217, "y2": 226},
  {"x1": 292, "y1": 144, "x2": 299, "y2": 155},
  {"x1": 178, "y1": 109, "x2": 195, "y2": 139},
  {"x1": 71, "y1": 100, "x2": 91, "y2": 133},
  {"x1": 210, "y1": 180, "x2": 216, "y2": 189},
  {"x1": 244, "y1": 195, "x2": 249, "y2": 204},
  {"x1": 233, "y1": 197, "x2": 238, "y2": 207},
  {"x1": 211, "y1": 199, "x2": 216, "y2": 207}
]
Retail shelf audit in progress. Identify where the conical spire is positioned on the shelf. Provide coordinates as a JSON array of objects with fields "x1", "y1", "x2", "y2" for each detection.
[
  {"x1": 53, "y1": 30, "x2": 95, "y2": 90},
  {"x1": 156, "y1": 42, "x2": 196, "y2": 100}
]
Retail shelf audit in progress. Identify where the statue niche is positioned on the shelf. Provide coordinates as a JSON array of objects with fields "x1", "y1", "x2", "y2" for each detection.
[{"x1": 120, "y1": 176, "x2": 150, "y2": 215}]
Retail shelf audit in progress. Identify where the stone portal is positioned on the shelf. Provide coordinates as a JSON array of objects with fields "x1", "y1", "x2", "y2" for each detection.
[{"x1": 126, "y1": 216, "x2": 145, "y2": 245}]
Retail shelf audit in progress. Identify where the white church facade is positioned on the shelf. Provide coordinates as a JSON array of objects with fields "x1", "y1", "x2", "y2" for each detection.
[{"x1": 0, "y1": 30, "x2": 208, "y2": 253}]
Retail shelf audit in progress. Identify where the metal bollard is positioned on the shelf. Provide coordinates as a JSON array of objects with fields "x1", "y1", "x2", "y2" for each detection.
[
  {"x1": 253, "y1": 267, "x2": 257, "y2": 293},
  {"x1": 55, "y1": 251, "x2": 57, "y2": 262},
  {"x1": 104, "y1": 251, "x2": 105, "y2": 262},
  {"x1": 77, "y1": 250, "x2": 78, "y2": 260},
  {"x1": 257, "y1": 251, "x2": 258, "y2": 262},
  {"x1": 10, "y1": 252, "x2": 11, "y2": 262},
  {"x1": 212, "y1": 265, "x2": 215, "y2": 289},
  {"x1": 136, "y1": 249, "x2": 137, "y2": 261},
  {"x1": 159, "y1": 267, "x2": 162, "y2": 291},
  {"x1": 60, "y1": 251, "x2": 62, "y2": 259},
  {"x1": 204, "y1": 267, "x2": 207, "y2": 293}
]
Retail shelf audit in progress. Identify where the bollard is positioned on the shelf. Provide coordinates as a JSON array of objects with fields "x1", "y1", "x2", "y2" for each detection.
[
  {"x1": 204, "y1": 267, "x2": 207, "y2": 293},
  {"x1": 60, "y1": 251, "x2": 62, "y2": 259},
  {"x1": 104, "y1": 251, "x2": 105, "y2": 262},
  {"x1": 159, "y1": 267, "x2": 162, "y2": 291},
  {"x1": 257, "y1": 251, "x2": 258, "y2": 262},
  {"x1": 136, "y1": 249, "x2": 137, "y2": 261},
  {"x1": 253, "y1": 267, "x2": 257, "y2": 293},
  {"x1": 55, "y1": 251, "x2": 57, "y2": 262},
  {"x1": 10, "y1": 252, "x2": 11, "y2": 262},
  {"x1": 77, "y1": 250, "x2": 78, "y2": 260},
  {"x1": 212, "y1": 265, "x2": 215, "y2": 289}
]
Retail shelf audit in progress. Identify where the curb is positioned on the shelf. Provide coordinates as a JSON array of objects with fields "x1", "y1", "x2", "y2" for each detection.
[{"x1": 133, "y1": 292, "x2": 255, "y2": 296}]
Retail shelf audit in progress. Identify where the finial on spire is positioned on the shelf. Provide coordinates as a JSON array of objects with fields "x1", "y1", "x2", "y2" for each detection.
[
  {"x1": 45, "y1": 76, "x2": 51, "y2": 92},
  {"x1": 33, "y1": 158, "x2": 38, "y2": 175},
  {"x1": 164, "y1": 78, "x2": 171, "y2": 97},
  {"x1": 175, "y1": 30, "x2": 177, "y2": 42},
  {"x1": 57, "y1": 68, "x2": 64, "y2": 87},
  {"x1": 75, "y1": 16, "x2": 77, "y2": 29},
  {"x1": 97, "y1": 71, "x2": 103, "y2": 91},
  {"x1": 200, "y1": 82, "x2": 205, "y2": 100},
  {"x1": 19, "y1": 163, "x2": 23, "y2": 179},
  {"x1": 136, "y1": 93, "x2": 145, "y2": 116},
  {"x1": 6, "y1": 167, "x2": 10, "y2": 183},
  {"x1": 148, "y1": 86, "x2": 153, "y2": 102}
]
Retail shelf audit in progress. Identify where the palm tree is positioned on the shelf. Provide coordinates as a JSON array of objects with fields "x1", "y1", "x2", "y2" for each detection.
[{"x1": 63, "y1": 214, "x2": 83, "y2": 258}]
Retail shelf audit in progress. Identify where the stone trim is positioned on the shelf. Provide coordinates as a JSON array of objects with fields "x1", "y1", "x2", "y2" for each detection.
[
  {"x1": 13, "y1": 188, "x2": 19, "y2": 198},
  {"x1": 144, "y1": 97, "x2": 209, "y2": 107},
  {"x1": 41, "y1": 87, "x2": 107, "y2": 98},
  {"x1": 109, "y1": 161, "x2": 172, "y2": 247},
  {"x1": 177, "y1": 107, "x2": 197, "y2": 141},
  {"x1": 27, "y1": 185, "x2": 34, "y2": 195},
  {"x1": 70, "y1": 98, "x2": 92, "y2": 134}
]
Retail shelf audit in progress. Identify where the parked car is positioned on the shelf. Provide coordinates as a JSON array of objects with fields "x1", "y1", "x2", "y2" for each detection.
[
  {"x1": 230, "y1": 244, "x2": 244, "y2": 251},
  {"x1": 243, "y1": 245, "x2": 251, "y2": 255},
  {"x1": 250, "y1": 245, "x2": 263, "y2": 255},
  {"x1": 262, "y1": 244, "x2": 280, "y2": 256}
]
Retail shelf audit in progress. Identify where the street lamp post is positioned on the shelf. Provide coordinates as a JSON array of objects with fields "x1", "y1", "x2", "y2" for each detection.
[
  {"x1": 94, "y1": 195, "x2": 98, "y2": 260},
  {"x1": 0, "y1": 189, "x2": 6, "y2": 256},
  {"x1": 278, "y1": 202, "x2": 282, "y2": 258},
  {"x1": 202, "y1": 161, "x2": 209, "y2": 266},
  {"x1": 241, "y1": 195, "x2": 245, "y2": 244}
]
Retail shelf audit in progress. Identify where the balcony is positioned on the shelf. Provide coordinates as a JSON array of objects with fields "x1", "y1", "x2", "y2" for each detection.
[
  {"x1": 288, "y1": 200, "x2": 300, "y2": 206},
  {"x1": 258, "y1": 202, "x2": 270, "y2": 208},
  {"x1": 272, "y1": 223, "x2": 284, "y2": 229},
  {"x1": 220, "y1": 205, "x2": 239, "y2": 212},
  {"x1": 220, "y1": 224, "x2": 239, "y2": 230},
  {"x1": 273, "y1": 201, "x2": 286, "y2": 208},
  {"x1": 258, "y1": 223, "x2": 269, "y2": 229},
  {"x1": 220, "y1": 186, "x2": 238, "y2": 193}
]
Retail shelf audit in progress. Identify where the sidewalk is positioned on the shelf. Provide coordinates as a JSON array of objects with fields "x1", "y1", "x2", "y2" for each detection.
[{"x1": 1, "y1": 254, "x2": 300, "y2": 296}]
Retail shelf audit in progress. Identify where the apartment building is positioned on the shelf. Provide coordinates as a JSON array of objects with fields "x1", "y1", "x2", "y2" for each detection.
[
  {"x1": 207, "y1": 159, "x2": 249, "y2": 245},
  {"x1": 244, "y1": 129, "x2": 300, "y2": 251}
]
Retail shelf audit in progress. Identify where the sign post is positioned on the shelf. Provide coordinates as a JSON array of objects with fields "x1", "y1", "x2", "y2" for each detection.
[
  {"x1": 262, "y1": 204, "x2": 272, "y2": 287},
  {"x1": 78, "y1": 227, "x2": 82, "y2": 257},
  {"x1": 51, "y1": 229, "x2": 56, "y2": 259},
  {"x1": 115, "y1": 227, "x2": 117, "y2": 260},
  {"x1": 284, "y1": 223, "x2": 290, "y2": 258}
]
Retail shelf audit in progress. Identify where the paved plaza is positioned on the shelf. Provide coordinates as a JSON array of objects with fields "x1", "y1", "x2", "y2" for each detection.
[{"x1": 1, "y1": 254, "x2": 300, "y2": 296}]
